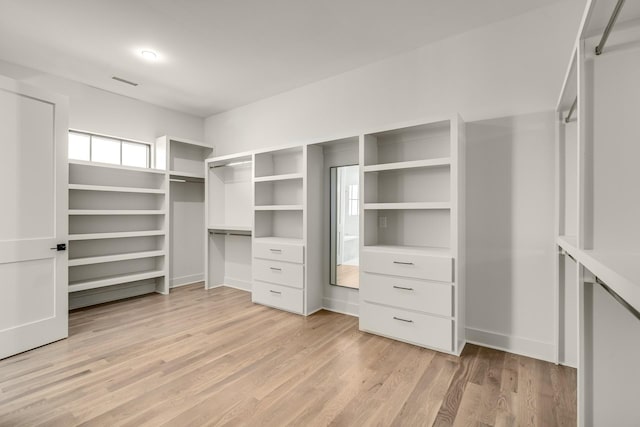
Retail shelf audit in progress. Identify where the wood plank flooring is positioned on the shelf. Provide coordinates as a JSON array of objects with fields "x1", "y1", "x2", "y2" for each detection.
[
  {"x1": 336, "y1": 265, "x2": 359, "y2": 289},
  {"x1": 0, "y1": 284, "x2": 576, "y2": 426}
]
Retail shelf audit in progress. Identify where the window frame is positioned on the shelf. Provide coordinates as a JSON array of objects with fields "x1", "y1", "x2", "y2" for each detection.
[{"x1": 68, "y1": 129, "x2": 153, "y2": 168}]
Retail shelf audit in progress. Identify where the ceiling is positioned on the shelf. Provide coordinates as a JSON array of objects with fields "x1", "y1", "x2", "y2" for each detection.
[{"x1": 0, "y1": 0, "x2": 562, "y2": 117}]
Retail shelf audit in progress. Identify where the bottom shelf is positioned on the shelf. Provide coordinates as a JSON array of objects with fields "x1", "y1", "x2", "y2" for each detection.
[
  {"x1": 253, "y1": 236, "x2": 304, "y2": 246},
  {"x1": 69, "y1": 270, "x2": 165, "y2": 293}
]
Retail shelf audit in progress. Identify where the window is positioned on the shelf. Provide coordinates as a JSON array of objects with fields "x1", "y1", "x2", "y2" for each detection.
[{"x1": 68, "y1": 131, "x2": 151, "y2": 168}]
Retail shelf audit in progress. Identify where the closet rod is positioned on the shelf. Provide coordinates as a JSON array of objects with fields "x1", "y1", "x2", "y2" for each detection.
[
  {"x1": 595, "y1": 0, "x2": 626, "y2": 55},
  {"x1": 595, "y1": 277, "x2": 640, "y2": 322},
  {"x1": 565, "y1": 97, "x2": 577, "y2": 123}
]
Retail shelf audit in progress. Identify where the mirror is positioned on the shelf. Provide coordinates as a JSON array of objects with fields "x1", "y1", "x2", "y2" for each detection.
[{"x1": 330, "y1": 165, "x2": 359, "y2": 288}]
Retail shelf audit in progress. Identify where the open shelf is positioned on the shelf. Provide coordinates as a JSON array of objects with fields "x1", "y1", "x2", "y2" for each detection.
[
  {"x1": 68, "y1": 250, "x2": 165, "y2": 267},
  {"x1": 254, "y1": 205, "x2": 304, "y2": 211},
  {"x1": 254, "y1": 146, "x2": 303, "y2": 178},
  {"x1": 254, "y1": 173, "x2": 303, "y2": 183},
  {"x1": 69, "y1": 230, "x2": 165, "y2": 241},
  {"x1": 69, "y1": 184, "x2": 165, "y2": 194},
  {"x1": 69, "y1": 159, "x2": 165, "y2": 175},
  {"x1": 363, "y1": 158, "x2": 450, "y2": 173},
  {"x1": 362, "y1": 244, "x2": 452, "y2": 257},
  {"x1": 363, "y1": 120, "x2": 451, "y2": 166},
  {"x1": 208, "y1": 225, "x2": 252, "y2": 232},
  {"x1": 169, "y1": 170, "x2": 205, "y2": 180},
  {"x1": 69, "y1": 209, "x2": 165, "y2": 215},
  {"x1": 253, "y1": 236, "x2": 304, "y2": 246},
  {"x1": 68, "y1": 270, "x2": 166, "y2": 293},
  {"x1": 364, "y1": 202, "x2": 450, "y2": 210}
]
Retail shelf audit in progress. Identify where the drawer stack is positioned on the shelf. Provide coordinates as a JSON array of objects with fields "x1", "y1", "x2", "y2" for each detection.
[
  {"x1": 252, "y1": 238, "x2": 305, "y2": 314},
  {"x1": 360, "y1": 247, "x2": 455, "y2": 352}
]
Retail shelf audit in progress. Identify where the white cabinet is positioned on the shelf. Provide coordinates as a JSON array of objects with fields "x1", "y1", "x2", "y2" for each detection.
[{"x1": 359, "y1": 116, "x2": 465, "y2": 355}]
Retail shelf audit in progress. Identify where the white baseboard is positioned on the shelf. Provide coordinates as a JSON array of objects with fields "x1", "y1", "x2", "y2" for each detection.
[
  {"x1": 322, "y1": 297, "x2": 359, "y2": 317},
  {"x1": 465, "y1": 327, "x2": 556, "y2": 363},
  {"x1": 69, "y1": 280, "x2": 156, "y2": 310},
  {"x1": 223, "y1": 277, "x2": 252, "y2": 292},
  {"x1": 170, "y1": 273, "x2": 204, "y2": 288}
]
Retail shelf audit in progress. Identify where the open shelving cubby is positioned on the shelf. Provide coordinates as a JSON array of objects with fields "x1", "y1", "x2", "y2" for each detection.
[
  {"x1": 253, "y1": 146, "x2": 304, "y2": 242},
  {"x1": 205, "y1": 153, "x2": 254, "y2": 290},
  {"x1": 361, "y1": 119, "x2": 455, "y2": 254},
  {"x1": 67, "y1": 160, "x2": 168, "y2": 306}
]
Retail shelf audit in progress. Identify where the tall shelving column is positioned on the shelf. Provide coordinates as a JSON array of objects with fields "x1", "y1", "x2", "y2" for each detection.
[
  {"x1": 155, "y1": 136, "x2": 213, "y2": 289},
  {"x1": 252, "y1": 146, "x2": 315, "y2": 315},
  {"x1": 205, "y1": 153, "x2": 254, "y2": 290},
  {"x1": 68, "y1": 160, "x2": 169, "y2": 308},
  {"x1": 358, "y1": 116, "x2": 465, "y2": 355}
]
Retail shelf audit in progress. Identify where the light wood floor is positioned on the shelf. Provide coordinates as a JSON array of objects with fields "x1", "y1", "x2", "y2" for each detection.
[
  {"x1": 336, "y1": 264, "x2": 359, "y2": 288},
  {"x1": 0, "y1": 284, "x2": 576, "y2": 426}
]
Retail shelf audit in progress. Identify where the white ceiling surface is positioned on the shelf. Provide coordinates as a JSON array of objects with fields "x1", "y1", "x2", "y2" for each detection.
[{"x1": 0, "y1": 0, "x2": 563, "y2": 117}]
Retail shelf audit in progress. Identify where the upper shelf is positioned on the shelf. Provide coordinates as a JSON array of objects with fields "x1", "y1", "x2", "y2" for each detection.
[
  {"x1": 69, "y1": 209, "x2": 165, "y2": 215},
  {"x1": 69, "y1": 184, "x2": 165, "y2": 194},
  {"x1": 208, "y1": 224, "x2": 252, "y2": 232},
  {"x1": 169, "y1": 170, "x2": 205, "y2": 181},
  {"x1": 69, "y1": 159, "x2": 165, "y2": 175},
  {"x1": 363, "y1": 158, "x2": 451, "y2": 173},
  {"x1": 364, "y1": 202, "x2": 451, "y2": 210},
  {"x1": 254, "y1": 205, "x2": 304, "y2": 211},
  {"x1": 254, "y1": 173, "x2": 303, "y2": 183}
]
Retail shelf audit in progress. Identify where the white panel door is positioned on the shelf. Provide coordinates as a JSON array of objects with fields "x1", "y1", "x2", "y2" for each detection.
[{"x1": 0, "y1": 75, "x2": 68, "y2": 359}]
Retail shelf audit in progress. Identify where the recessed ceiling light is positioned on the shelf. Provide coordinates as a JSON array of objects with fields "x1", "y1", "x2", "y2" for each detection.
[{"x1": 140, "y1": 50, "x2": 157, "y2": 60}]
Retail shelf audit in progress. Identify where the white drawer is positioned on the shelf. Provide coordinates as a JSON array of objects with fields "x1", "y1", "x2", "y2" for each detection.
[
  {"x1": 253, "y1": 258, "x2": 304, "y2": 289},
  {"x1": 254, "y1": 240, "x2": 304, "y2": 263},
  {"x1": 252, "y1": 281, "x2": 303, "y2": 314},
  {"x1": 362, "y1": 249, "x2": 453, "y2": 282},
  {"x1": 359, "y1": 301, "x2": 453, "y2": 352},
  {"x1": 361, "y1": 273, "x2": 453, "y2": 317}
]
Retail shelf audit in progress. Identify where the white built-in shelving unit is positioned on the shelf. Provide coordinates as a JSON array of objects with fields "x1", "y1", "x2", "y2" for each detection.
[
  {"x1": 156, "y1": 136, "x2": 213, "y2": 289},
  {"x1": 67, "y1": 159, "x2": 168, "y2": 303},
  {"x1": 555, "y1": 1, "x2": 640, "y2": 425},
  {"x1": 205, "y1": 152, "x2": 253, "y2": 290},
  {"x1": 359, "y1": 116, "x2": 465, "y2": 355},
  {"x1": 251, "y1": 145, "x2": 323, "y2": 315}
]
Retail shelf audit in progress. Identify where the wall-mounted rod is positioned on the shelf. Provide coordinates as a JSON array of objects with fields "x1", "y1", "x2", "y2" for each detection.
[
  {"x1": 565, "y1": 97, "x2": 577, "y2": 123},
  {"x1": 595, "y1": 0, "x2": 626, "y2": 55},
  {"x1": 595, "y1": 277, "x2": 640, "y2": 322}
]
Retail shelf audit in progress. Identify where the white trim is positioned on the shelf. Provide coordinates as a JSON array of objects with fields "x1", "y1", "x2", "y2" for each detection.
[
  {"x1": 222, "y1": 277, "x2": 252, "y2": 292},
  {"x1": 465, "y1": 327, "x2": 556, "y2": 364},
  {"x1": 170, "y1": 273, "x2": 204, "y2": 288},
  {"x1": 322, "y1": 297, "x2": 359, "y2": 317}
]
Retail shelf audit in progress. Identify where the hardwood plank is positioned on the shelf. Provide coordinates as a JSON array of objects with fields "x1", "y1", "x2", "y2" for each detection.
[{"x1": 0, "y1": 285, "x2": 577, "y2": 427}]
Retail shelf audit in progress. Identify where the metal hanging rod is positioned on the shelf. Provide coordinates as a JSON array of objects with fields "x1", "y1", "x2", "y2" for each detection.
[
  {"x1": 565, "y1": 97, "x2": 578, "y2": 123},
  {"x1": 595, "y1": 0, "x2": 626, "y2": 55},
  {"x1": 595, "y1": 277, "x2": 640, "y2": 322},
  {"x1": 560, "y1": 248, "x2": 576, "y2": 262}
]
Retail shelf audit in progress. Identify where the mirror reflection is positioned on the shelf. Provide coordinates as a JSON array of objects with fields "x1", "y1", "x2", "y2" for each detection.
[{"x1": 330, "y1": 165, "x2": 359, "y2": 288}]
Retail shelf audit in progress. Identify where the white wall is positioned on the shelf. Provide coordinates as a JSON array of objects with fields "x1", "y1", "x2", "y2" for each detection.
[
  {"x1": 0, "y1": 60, "x2": 204, "y2": 143},
  {"x1": 205, "y1": 0, "x2": 585, "y2": 362}
]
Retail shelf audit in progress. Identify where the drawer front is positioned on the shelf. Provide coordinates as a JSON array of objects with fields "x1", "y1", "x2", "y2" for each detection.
[
  {"x1": 359, "y1": 301, "x2": 453, "y2": 352},
  {"x1": 252, "y1": 281, "x2": 303, "y2": 314},
  {"x1": 362, "y1": 250, "x2": 453, "y2": 282},
  {"x1": 254, "y1": 241, "x2": 304, "y2": 263},
  {"x1": 361, "y1": 273, "x2": 453, "y2": 317},
  {"x1": 253, "y1": 258, "x2": 304, "y2": 289}
]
